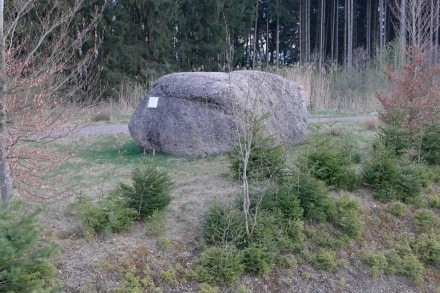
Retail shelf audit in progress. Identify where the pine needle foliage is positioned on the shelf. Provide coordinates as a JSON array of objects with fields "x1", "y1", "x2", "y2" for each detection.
[
  {"x1": 228, "y1": 112, "x2": 285, "y2": 181},
  {"x1": 113, "y1": 166, "x2": 173, "y2": 220},
  {"x1": 0, "y1": 201, "x2": 56, "y2": 292}
]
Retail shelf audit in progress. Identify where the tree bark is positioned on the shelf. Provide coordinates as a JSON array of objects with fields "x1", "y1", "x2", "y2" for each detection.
[
  {"x1": 276, "y1": 0, "x2": 279, "y2": 68},
  {"x1": 367, "y1": 0, "x2": 372, "y2": 63},
  {"x1": 345, "y1": 0, "x2": 354, "y2": 69},
  {"x1": 252, "y1": 0, "x2": 258, "y2": 69},
  {"x1": 0, "y1": 0, "x2": 12, "y2": 200},
  {"x1": 299, "y1": 0, "x2": 310, "y2": 64},
  {"x1": 319, "y1": 0, "x2": 325, "y2": 69}
]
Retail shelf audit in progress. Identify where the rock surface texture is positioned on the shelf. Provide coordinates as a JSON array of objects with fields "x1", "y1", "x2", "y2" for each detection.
[{"x1": 129, "y1": 70, "x2": 307, "y2": 156}]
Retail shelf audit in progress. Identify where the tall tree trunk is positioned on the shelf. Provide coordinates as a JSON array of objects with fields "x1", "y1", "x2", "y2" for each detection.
[
  {"x1": 252, "y1": 0, "x2": 259, "y2": 69},
  {"x1": 299, "y1": 0, "x2": 310, "y2": 64},
  {"x1": 367, "y1": 0, "x2": 372, "y2": 63},
  {"x1": 319, "y1": 0, "x2": 325, "y2": 69},
  {"x1": 266, "y1": 1, "x2": 269, "y2": 68},
  {"x1": 435, "y1": 0, "x2": 440, "y2": 62},
  {"x1": 276, "y1": 0, "x2": 279, "y2": 68},
  {"x1": 400, "y1": 0, "x2": 407, "y2": 64},
  {"x1": 0, "y1": 0, "x2": 12, "y2": 200},
  {"x1": 379, "y1": 0, "x2": 387, "y2": 49},
  {"x1": 331, "y1": 0, "x2": 338, "y2": 62},
  {"x1": 345, "y1": 0, "x2": 354, "y2": 69}
]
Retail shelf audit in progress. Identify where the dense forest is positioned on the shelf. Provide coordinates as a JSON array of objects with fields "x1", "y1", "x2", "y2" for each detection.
[
  {"x1": 3, "y1": 0, "x2": 440, "y2": 98},
  {"x1": 84, "y1": 0, "x2": 440, "y2": 94}
]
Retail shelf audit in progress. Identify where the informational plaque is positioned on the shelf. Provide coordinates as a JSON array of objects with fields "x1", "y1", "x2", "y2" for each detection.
[{"x1": 148, "y1": 96, "x2": 159, "y2": 108}]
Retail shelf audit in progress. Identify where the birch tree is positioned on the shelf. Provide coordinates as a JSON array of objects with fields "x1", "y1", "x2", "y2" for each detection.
[
  {"x1": 0, "y1": 0, "x2": 12, "y2": 200},
  {"x1": 0, "y1": 0, "x2": 106, "y2": 200}
]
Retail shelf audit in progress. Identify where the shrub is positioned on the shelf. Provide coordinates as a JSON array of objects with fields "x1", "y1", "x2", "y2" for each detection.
[
  {"x1": 228, "y1": 113, "x2": 285, "y2": 181},
  {"x1": 387, "y1": 202, "x2": 406, "y2": 217},
  {"x1": 377, "y1": 51, "x2": 440, "y2": 162},
  {"x1": 428, "y1": 194, "x2": 440, "y2": 208},
  {"x1": 0, "y1": 201, "x2": 57, "y2": 292},
  {"x1": 278, "y1": 219, "x2": 306, "y2": 253},
  {"x1": 412, "y1": 232, "x2": 440, "y2": 265},
  {"x1": 241, "y1": 210, "x2": 281, "y2": 249},
  {"x1": 385, "y1": 245, "x2": 426, "y2": 283},
  {"x1": 77, "y1": 196, "x2": 137, "y2": 237},
  {"x1": 378, "y1": 124, "x2": 411, "y2": 156},
  {"x1": 363, "y1": 245, "x2": 426, "y2": 283},
  {"x1": 262, "y1": 183, "x2": 304, "y2": 221},
  {"x1": 113, "y1": 166, "x2": 173, "y2": 219},
  {"x1": 242, "y1": 244, "x2": 275, "y2": 276},
  {"x1": 362, "y1": 143, "x2": 427, "y2": 202},
  {"x1": 413, "y1": 209, "x2": 440, "y2": 233},
  {"x1": 203, "y1": 205, "x2": 244, "y2": 246},
  {"x1": 421, "y1": 124, "x2": 440, "y2": 165},
  {"x1": 312, "y1": 249, "x2": 337, "y2": 271},
  {"x1": 301, "y1": 136, "x2": 359, "y2": 190},
  {"x1": 195, "y1": 246, "x2": 244, "y2": 285},
  {"x1": 288, "y1": 172, "x2": 330, "y2": 222},
  {"x1": 362, "y1": 252, "x2": 388, "y2": 278},
  {"x1": 305, "y1": 223, "x2": 352, "y2": 250},
  {"x1": 326, "y1": 197, "x2": 362, "y2": 240}
]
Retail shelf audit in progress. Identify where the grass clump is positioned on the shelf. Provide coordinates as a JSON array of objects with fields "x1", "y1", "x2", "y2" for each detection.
[
  {"x1": 0, "y1": 201, "x2": 57, "y2": 292},
  {"x1": 412, "y1": 232, "x2": 440, "y2": 265},
  {"x1": 77, "y1": 196, "x2": 137, "y2": 237},
  {"x1": 387, "y1": 202, "x2": 406, "y2": 217},
  {"x1": 413, "y1": 209, "x2": 440, "y2": 233},
  {"x1": 363, "y1": 244, "x2": 426, "y2": 283},
  {"x1": 145, "y1": 210, "x2": 167, "y2": 237},
  {"x1": 113, "y1": 166, "x2": 173, "y2": 220},
  {"x1": 312, "y1": 249, "x2": 338, "y2": 271}
]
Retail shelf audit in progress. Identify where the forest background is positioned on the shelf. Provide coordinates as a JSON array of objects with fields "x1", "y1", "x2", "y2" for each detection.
[{"x1": 10, "y1": 0, "x2": 438, "y2": 100}]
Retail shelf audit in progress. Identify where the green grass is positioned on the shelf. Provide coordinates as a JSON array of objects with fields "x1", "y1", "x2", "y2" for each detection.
[
  {"x1": 308, "y1": 109, "x2": 375, "y2": 117},
  {"x1": 26, "y1": 119, "x2": 440, "y2": 292}
]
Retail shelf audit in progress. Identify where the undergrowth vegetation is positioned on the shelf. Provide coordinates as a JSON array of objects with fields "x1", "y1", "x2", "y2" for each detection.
[
  {"x1": 77, "y1": 164, "x2": 173, "y2": 237},
  {"x1": 9, "y1": 52, "x2": 440, "y2": 291},
  {"x1": 195, "y1": 52, "x2": 440, "y2": 287},
  {"x1": 0, "y1": 201, "x2": 57, "y2": 292}
]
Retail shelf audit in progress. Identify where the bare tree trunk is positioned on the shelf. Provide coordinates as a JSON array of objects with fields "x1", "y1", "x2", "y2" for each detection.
[
  {"x1": 299, "y1": 0, "x2": 311, "y2": 64},
  {"x1": 399, "y1": 0, "x2": 407, "y2": 65},
  {"x1": 331, "y1": 0, "x2": 338, "y2": 62},
  {"x1": 252, "y1": 0, "x2": 259, "y2": 69},
  {"x1": 345, "y1": 0, "x2": 354, "y2": 69},
  {"x1": 391, "y1": 0, "x2": 437, "y2": 53},
  {"x1": 379, "y1": 0, "x2": 387, "y2": 49},
  {"x1": 276, "y1": 0, "x2": 280, "y2": 68},
  {"x1": 319, "y1": 0, "x2": 325, "y2": 69},
  {"x1": 0, "y1": 0, "x2": 12, "y2": 200},
  {"x1": 367, "y1": 0, "x2": 372, "y2": 63},
  {"x1": 435, "y1": 0, "x2": 440, "y2": 62}
]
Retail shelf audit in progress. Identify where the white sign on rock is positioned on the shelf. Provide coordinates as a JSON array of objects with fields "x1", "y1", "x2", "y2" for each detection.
[{"x1": 147, "y1": 96, "x2": 159, "y2": 108}]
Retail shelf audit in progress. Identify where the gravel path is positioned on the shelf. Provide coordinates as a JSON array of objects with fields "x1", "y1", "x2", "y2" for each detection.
[{"x1": 76, "y1": 115, "x2": 374, "y2": 136}]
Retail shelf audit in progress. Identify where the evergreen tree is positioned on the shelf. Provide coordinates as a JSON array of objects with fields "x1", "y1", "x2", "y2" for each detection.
[{"x1": 0, "y1": 201, "x2": 56, "y2": 291}]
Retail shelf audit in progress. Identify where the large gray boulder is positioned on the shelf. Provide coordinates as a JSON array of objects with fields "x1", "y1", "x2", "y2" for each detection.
[{"x1": 129, "y1": 70, "x2": 307, "y2": 156}]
